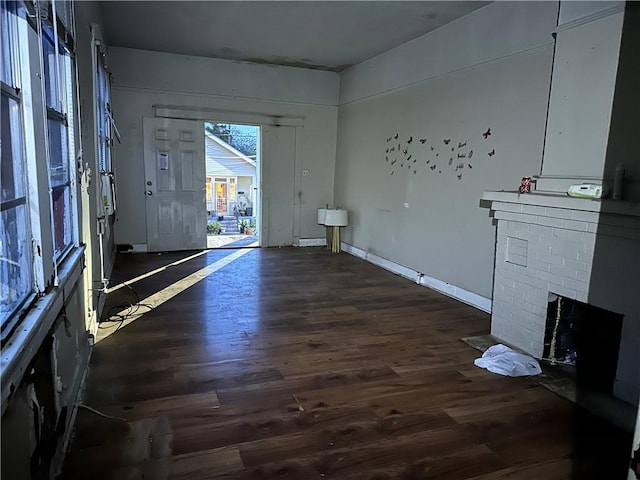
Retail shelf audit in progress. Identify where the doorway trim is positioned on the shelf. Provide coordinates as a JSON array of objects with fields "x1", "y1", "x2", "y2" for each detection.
[
  {"x1": 153, "y1": 105, "x2": 304, "y2": 127},
  {"x1": 154, "y1": 107, "x2": 303, "y2": 248}
]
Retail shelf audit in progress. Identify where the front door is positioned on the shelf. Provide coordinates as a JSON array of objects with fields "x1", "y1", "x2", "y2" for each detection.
[
  {"x1": 143, "y1": 117, "x2": 206, "y2": 252},
  {"x1": 215, "y1": 180, "x2": 228, "y2": 215}
]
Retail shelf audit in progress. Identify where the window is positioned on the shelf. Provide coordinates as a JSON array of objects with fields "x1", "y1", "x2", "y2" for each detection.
[
  {"x1": 42, "y1": 22, "x2": 74, "y2": 257},
  {"x1": 1, "y1": 0, "x2": 32, "y2": 332},
  {"x1": 96, "y1": 53, "x2": 110, "y2": 173}
]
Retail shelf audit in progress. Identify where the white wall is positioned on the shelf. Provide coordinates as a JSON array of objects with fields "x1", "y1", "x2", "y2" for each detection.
[
  {"x1": 334, "y1": 1, "x2": 558, "y2": 300},
  {"x1": 339, "y1": 2, "x2": 558, "y2": 105},
  {"x1": 110, "y1": 47, "x2": 339, "y2": 106},
  {"x1": 541, "y1": 10, "x2": 624, "y2": 179},
  {"x1": 537, "y1": 2, "x2": 639, "y2": 200},
  {"x1": 109, "y1": 47, "x2": 339, "y2": 247}
]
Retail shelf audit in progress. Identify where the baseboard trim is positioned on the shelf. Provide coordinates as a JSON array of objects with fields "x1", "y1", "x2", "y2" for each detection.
[
  {"x1": 296, "y1": 238, "x2": 327, "y2": 247},
  {"x1": 340, "y1": 242, "x2": 492, "y2": 313},
  {"x1": 130, "y1": 243, "x2": 148, "y2": 253}
]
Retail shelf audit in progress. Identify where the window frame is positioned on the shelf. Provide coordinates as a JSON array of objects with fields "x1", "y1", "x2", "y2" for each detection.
[
  {"x1": 0, "y1": 0, "x2": 35, "y2": 340},
  {"x1": 1, "y1": 0, "x2": 81, "y2": 342},
  {"x1": 92, "y1": 26, "x2": 116, "y2": 222},
  {"x1": 40, "y1": 8, "x2": 78, "y2": 263}
]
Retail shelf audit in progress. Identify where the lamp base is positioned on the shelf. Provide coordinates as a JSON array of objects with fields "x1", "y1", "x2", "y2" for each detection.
[{"x1": 331, "y1": 226, "x2": 341, "y2": 253}]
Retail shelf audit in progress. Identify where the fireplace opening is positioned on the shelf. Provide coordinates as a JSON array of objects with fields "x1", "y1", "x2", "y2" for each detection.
[{"x1": 543, "y1": 294, "x2": 623, "y2": 395}]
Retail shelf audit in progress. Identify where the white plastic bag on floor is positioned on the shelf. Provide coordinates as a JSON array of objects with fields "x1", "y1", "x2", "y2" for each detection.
[{"x1": 474, "y1": 344, "x2": 542, "y2": 377}]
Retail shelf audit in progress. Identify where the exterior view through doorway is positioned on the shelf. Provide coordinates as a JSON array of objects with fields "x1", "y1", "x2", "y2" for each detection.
[{"x1": 204, "y1": 122, "x2": 261, "y2": 249}]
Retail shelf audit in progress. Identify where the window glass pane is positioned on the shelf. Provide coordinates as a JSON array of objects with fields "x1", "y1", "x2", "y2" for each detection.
[
  {"x1": 52, "y1": 185, "x2": 71, "y2": 254},
  {"x1": 1, "y1": 1, "x2": 12, "y2": 85},
  {"x1": 0, "y1": 204, "x2": 31, "y2": 327},
  {"x1": 1, "y1": 93, "x2": 25, "y2": 202},
  {"x1": 96, "y1": 61, "x2": 110, "y2": 172},
  {"x1": 63, "y1": 54, "x2": 75, "y2": 162},
  {"x1": 55, "y1": 0, "x2": 73, "y2": 38},
  {"x1": 47, "y1": 117, "x2": 68, "y2": 187},
  {"x1": 42, "y1": 28, "x2": 60, "y2": 110}
]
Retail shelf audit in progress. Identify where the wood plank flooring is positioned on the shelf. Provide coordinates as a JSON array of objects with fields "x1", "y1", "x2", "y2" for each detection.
[{"x1": 62, "y1": 247, "x2": 631, "y2": 479}]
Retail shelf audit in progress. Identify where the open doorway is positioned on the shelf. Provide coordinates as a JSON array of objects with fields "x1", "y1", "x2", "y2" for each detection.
[{"x1": 204, "y1": 122, "x2": 260, "y2": 249}]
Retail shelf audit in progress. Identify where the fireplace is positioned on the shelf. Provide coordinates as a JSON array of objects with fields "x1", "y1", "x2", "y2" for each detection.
[
  {"x1": 481, "y1": 191, "x2": 640, "y2": 406},
  {"x1": 543, "y1": 294, "x2": 623, "y2": 395},
  {"x1": 478, "y1": 2, "x2": 639, "y2": 408}
]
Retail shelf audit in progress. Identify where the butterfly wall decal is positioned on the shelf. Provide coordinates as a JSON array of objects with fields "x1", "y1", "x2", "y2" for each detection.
[
  {"x1": 482, "y1": 128, "x2": 491, "y2": 139},
  {"x1": 488, "y1": 149, "x2": 495, "y2": 157}
]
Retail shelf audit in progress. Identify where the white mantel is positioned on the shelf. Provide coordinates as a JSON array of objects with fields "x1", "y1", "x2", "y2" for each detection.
[
  {"x1": 482, "y1": 190, "x2": 640, "y2": 406},
  {"x1": 482, "y1": 191, "x2": 640, "y2": 218}
]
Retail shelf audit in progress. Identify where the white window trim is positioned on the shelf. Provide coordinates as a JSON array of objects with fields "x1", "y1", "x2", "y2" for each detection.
[
  {"x1": 37, "y1": 3, "x2": 79, "y2": 273},
  {"x1": 17, "y1": 9, "x2": 45, "y2": 294}
]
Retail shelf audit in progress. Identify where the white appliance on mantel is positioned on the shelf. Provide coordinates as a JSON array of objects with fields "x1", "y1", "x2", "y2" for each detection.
[{"x1": 480, "y1": 190, "x2": 640, "y2": 408}]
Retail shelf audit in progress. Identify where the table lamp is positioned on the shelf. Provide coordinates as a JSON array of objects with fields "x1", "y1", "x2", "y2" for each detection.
[{"x1": 324, "y1": 208, "x2": 349, "y2": 253}]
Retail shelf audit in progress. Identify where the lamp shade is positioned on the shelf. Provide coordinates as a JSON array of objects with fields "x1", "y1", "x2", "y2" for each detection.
[
  {"x1": 324, "y1": 209, "x2": 349, "y2": 227},
  {"x1": 317, "y1": 208, "x2": 327, "y2": 225}
]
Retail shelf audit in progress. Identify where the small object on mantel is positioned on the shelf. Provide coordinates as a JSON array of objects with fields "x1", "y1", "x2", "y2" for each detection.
[
  {"x1": 518, "y1": 177, "x2": 532, "y2": 194},
  {"x1": 567, "y1": 184, "x2": 606, "y2": 199},
  {"x1": 613, "y1": 163, "x2": 625, "y2": 200}
]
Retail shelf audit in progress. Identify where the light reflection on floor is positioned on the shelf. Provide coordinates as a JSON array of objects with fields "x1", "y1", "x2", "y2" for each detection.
[{"x1": 97, "y1": 243, "x2": 258, "y2": 344}]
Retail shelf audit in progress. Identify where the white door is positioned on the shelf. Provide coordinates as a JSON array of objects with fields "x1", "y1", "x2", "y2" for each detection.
[
  {"x1": 143, "y1": 118, "x2": 206, "y2": 252},
  {"x1": 262, "y1": 126, "x2": 295, "y2": 247}
]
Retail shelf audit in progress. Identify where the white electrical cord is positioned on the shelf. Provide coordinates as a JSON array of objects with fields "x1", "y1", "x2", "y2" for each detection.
[{"x1": 77, "y1": 403, "x2": 127, "y2": 422}]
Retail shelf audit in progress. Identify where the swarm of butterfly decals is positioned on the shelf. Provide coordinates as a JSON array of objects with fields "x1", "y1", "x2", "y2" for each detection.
[{"x1": 385, "y1": 127, "x2": 495, "y2": 180}]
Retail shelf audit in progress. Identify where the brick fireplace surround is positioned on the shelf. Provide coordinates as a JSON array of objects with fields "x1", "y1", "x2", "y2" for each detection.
[{"x1": 482, "y1": 191, "x2": 640, "y2": 406}]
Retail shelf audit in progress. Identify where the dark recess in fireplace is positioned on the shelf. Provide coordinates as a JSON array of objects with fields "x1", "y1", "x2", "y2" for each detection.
[{"x1": 543, "y1": 294, "x2": 623, "y2": 395}]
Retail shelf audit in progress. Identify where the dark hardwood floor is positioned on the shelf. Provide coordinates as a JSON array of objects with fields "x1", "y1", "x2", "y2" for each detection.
[{"x1": 62, "y1": 247, "x2": 632, "y2": 479}]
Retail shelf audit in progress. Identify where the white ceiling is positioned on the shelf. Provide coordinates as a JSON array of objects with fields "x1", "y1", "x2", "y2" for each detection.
[{"x1": 98, "y1": 1, "x2": 489, "y2": 72}]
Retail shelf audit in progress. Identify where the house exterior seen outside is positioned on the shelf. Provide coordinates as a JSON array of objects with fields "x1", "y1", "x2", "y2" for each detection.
[{"x1": 205, "y1": 131, "x2": 256, "y2": 219}]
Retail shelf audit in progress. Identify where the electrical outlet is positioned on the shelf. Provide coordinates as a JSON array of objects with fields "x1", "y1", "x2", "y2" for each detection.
[
  {"x1": 302, "y1": 169, "x2": 309, "y2": 177},
  {"x1": 403, "y1": 202, "x2": 409, "y2": 208}
]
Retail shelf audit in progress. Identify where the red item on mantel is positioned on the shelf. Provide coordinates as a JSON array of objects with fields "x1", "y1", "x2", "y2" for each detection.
[{"x1": 519, "y1": 177, "x2": 531, "y2": 194}]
